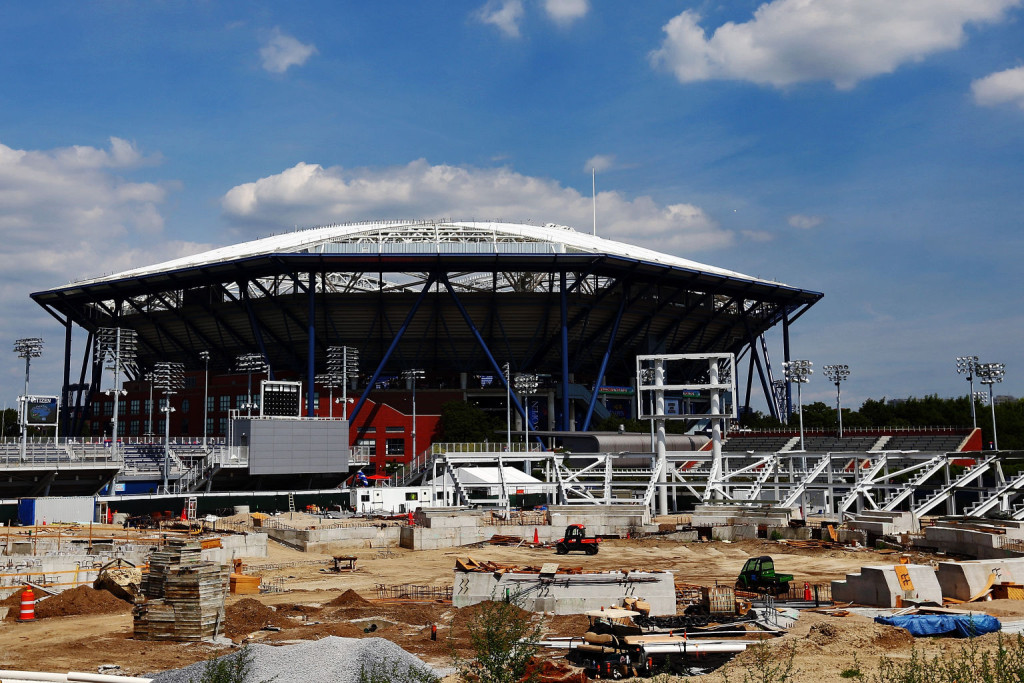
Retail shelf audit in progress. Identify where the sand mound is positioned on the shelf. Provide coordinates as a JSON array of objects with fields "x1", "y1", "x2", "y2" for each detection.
[
  {"x1": 328, "y1": 589, "x2": 373, "y2": 607},
  {"x1": 224, "y1": 597, "x2": 291, "y2": 640},
  {"x1": 26, "y1": 586, "x2": 132, "y2": 620}
]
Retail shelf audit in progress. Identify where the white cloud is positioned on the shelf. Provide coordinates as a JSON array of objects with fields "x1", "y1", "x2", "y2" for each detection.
[
  {"x1": 0, "y1": 137, "x2": 217, "y2": 402},
  {"x1": 972, "y1": 65, "x2": 1024, "y2": 109},
  {"x1": 474, "y1": 0, "x2": 524, "y2": 38},
  {"x1": 260, "y1": 27, "x2": 317, "y2": 74},
  {"x1": 650, "y1": 0, "x2": 1021, "y2": 89},
  {"x1": 584, "y1": 154, "x2": 615, "y2": 172},
  {"x1": 545, "y1": 0, "x2": 588, "y2": 25},
  {"x1": 742, "y1": 230, "x2": 774, "y2": 242},
  {"x1": 221, "y1": 159, "x2": 733, "y2": 252},
  {"x1": 788, "y1": 213, "x2": 823, "y2": 229}
]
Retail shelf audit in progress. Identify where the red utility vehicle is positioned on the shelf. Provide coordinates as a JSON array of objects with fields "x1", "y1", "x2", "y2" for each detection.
[{"x1": 555, "y1": 523, "x2": 600, "y2": 555}]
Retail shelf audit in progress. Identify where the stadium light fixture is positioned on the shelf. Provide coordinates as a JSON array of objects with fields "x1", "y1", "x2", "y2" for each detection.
[
  {"x1": 235, "y1": 353, "x2": 267, "y2": 417},
  {"x1": 153, "y1": 361, "x2": 185, "y2": 491},
  {"x1": 956, "y1": 355, "x2": 980, "y2": 429},
  {"x1": 976, "y1": 362, "x2": 1005, "y2": 450},
  {"x1": 783, "y1": 360, "x2": 812, "y2": 451},
  {"x1": 822, "y1": 364, "x2": 850, "y2": 438},
  {"x1": 402, "y1": 369, "x2": 426, "y2": 461},
  {"x1": 13, "y1": 337, "x2": 43, "y2": 460},
  {"x1": 973, "y1": 391, "x2": 988, "y2": 407},
  {"x1": 326, "y1": 346, "x2": 359, "y2": 420},
  {"x1": 199, "y1": 351, "x2": 210, "y2": 448},
  {"x1": 514, "y1": 373, "x2": 540, "y2": 452},
  {"x1": 96, "y1": 328, "x2": 138, "y2": 462},
  {"x1": 503, "y1": 363, "x2": 512, "y2": 452}
]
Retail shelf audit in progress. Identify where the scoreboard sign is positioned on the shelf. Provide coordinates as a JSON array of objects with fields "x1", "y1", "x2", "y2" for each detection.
[
  {"x1": 25, "y1": 395, "x2": 59, "y2": 425},
  {"x1": 260, "y1": 381, "x2": 302, "y2": 418}
]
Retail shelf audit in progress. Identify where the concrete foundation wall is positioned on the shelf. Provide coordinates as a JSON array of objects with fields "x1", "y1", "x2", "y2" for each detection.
[
  {"x1": 849, "y1": 511, "x2": 919, "y2": 537},
  {"x1": 936, "y1": 557, "x2": 1024, "y2": 601},
  {"x1": 452, "y1": 569, "x2": 676, "y2": 615},
  {"x1": 202, "y1": 533, "x2": 268, "y2": 564},
  {"x1": 401, "y1": 523, "x2": 562, "y2": 550},
  {"x1": 260, "y1": 524, "x2": 403, "y2": 553},
  {"x1": 921, "y1": 525, "x2": 1018, "y2": 559},
  {"x1": 832, "y1": 564, "x2": 941, "y2": 607},
  {"x1": 690, "y1": 505, "x2": 792, "y2": 527},
  {"x1": 547, "y1": 505, "x2": 651, "y2": 537}
]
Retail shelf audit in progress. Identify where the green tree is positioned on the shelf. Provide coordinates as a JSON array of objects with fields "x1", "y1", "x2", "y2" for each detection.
[
  {"x1": 437, "y1": 401, "x2": 499, "y2": 442},
  {"x1": 450, "y1": 593, "x2": 544, "y2": 683}
]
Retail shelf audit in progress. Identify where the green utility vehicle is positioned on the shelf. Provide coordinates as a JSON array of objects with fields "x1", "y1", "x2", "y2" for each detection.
[{"x1": 736, "y1": 555, "x2": 793, "y2": 595}]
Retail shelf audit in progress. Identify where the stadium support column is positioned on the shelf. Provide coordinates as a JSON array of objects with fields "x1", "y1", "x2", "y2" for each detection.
[
  {"x1": 307, "y1": 272, "x2": 316, "y2": 417},
  {"x1": 350, "y1": 274, "x2": 437, "y2": 422},
  {"x1": 709, "y1": 357, "x2": 723, "y2": 503},
  {"x1": 62, "y1": 318, "x2": 72, "y2": 436},
  {"x1": 656, "y1": 358, "x2": 668, "y2": 517},
  {"x1": 560, "y1": 271, "x2": 570, "y2": 431},
  {"x1": 782, "y1": 311, "x2": 793, "y2": 420},
  {"x1": 583, "y1": 283, "x2": 627, "y2": 431}
]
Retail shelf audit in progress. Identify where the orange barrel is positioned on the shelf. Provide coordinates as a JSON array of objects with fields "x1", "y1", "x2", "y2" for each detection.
[{"x1": 17, "y1": 586, "x2": 35, "y2": 622}]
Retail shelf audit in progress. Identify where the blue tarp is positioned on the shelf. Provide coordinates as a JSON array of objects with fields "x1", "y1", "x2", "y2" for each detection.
[{"x1": 875, "y1": 614, "x2": 1001, "y2": 638}]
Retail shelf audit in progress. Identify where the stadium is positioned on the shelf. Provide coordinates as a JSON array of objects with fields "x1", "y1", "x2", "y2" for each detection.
[{"x1": 7, "y1": 218, "x2": 1010, "y2": 520}]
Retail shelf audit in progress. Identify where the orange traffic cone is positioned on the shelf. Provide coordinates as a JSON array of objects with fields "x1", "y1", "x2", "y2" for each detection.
[
  {"x1": 533, "y1": 528, "x2": 539, "y2": 544},
  {"x1": 18, "y1": 586, "x2": 35, "y2": 622}
]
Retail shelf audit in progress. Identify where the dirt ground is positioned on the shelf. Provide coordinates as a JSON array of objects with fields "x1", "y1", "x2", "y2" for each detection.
[{"x1": 1, "y1": 534, "x2": 1023, "y2": 682}]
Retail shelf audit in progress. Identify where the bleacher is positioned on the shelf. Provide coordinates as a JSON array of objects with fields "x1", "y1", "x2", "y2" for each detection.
[
  {"x1": 882, "y1": 434, "x2": 966, "y2": 452},
  {"x1": 121, "y1": 444, "x2": 167, "y2": 474},
  {"x1": 796, "y1": 435, "x2": 878, "y2": 452},
  {"x1": 721, "y1": 435, "x2": 794, "y2": 453}
]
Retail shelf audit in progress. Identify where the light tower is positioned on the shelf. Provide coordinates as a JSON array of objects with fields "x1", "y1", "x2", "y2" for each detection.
[
  {"x1": 976, "y1": 362, "x2": 1005, "y2": 450},
  {"x1": 326, "y1": 346, "x2": 359, "y2": 419},
  {"x1": 152, "y1": 361, "x2": 185, "y2": 491},
  {"x1": 822, "y1": 364, "x2": 850, "y2": 438},
  {"x1": 97, "y1": 328, "x2": 137, "y2": 461},
  {"x1": 956, "y1": 356, "x2": 980, "y2": 429},
  {"x1": 513, "y1": 373, "x2": 540, "y2": 451},
  {"x1": 235, "y1": 353, "x2": 266, "y2": 417},
  {"x1": 402, "y1": 369, "x2": 426, "y2": 462},
  {"x1": 13, "y1": 337, "x2": 43, "y2": 460},
  {"x1": 783, "y1": 360, "x2": 812, "y2": 451},
  {"x1": 199, "y1": 350, "x2": 210, "y2": 448}
]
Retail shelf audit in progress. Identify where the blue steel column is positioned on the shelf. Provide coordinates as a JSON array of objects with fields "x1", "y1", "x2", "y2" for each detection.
[
  {"x1": 582, "y1": 282, "x2": 627, "y2": 431},
  {"x1": 62, "y1": 318, "x2": 72, "y2": 436},
  {"x1": 782, "y1": 311, "x2": 792, "y2": 420},
  {"x1": 307, "y1": 271, "x2": 316, "y2": 417},
  {"x1": 439, "y1": 274, "x2": 528, "y2": 423},
  {"x1": 560, "y1": 271, "x2": 570, "y2": 431},
  {"x1": 350, "y1": 274, "x2": 437, "y2": 422}
]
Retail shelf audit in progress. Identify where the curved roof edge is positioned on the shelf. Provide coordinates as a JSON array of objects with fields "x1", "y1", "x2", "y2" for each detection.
[{"x1": 62, "y1": 219, "x2": 797, "y2": 290}]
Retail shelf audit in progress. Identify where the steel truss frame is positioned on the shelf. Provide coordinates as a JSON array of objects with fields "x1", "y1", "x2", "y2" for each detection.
[{"x1": 430, "y1": 449, "x2": 1024, "y2": 519}]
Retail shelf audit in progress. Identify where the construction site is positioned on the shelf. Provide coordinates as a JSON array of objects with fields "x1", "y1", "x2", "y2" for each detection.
[
  {"x1": 1, "y1": 221, "x2": 1020, "y2": 681},
  {"x1": 2, "y1": 499, "x2": 1024, "y2": 682}
]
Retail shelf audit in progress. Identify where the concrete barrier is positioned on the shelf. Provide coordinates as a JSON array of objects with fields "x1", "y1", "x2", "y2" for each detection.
[
  {"x1": 453, "y1": 569, "x2": 676, "y2": 615},
  {"x1": 936, "y1": 557, "x2": 1024, "y2": 601},
  {"x1": 832, "y1": 563, "x2": 942, "y2": 607}
]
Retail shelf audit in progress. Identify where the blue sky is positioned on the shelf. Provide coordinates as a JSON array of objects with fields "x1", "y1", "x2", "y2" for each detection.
[{"x1": 1, "y1": 0, "x2": 1023, "y2": 413}]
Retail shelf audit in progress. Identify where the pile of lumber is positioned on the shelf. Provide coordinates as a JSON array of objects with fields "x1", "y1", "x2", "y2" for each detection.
[{"x1": 454, "y1": 557, "x2": 584, "y2": 574}]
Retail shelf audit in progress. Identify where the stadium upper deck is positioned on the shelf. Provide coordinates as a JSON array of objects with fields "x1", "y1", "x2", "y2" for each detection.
[{"x1": 32, "y1": 219, "x2": 823, "y2": 434}]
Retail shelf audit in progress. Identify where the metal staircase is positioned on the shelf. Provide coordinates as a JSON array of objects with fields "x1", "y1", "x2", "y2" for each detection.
[
  {"x1": 912, "y1": 454, "x2": 998, "y2": 517},
  {"x1": 881, "y1": 454, "x2": 947, "y2": 511},
  {"x1": 965, "y1": 469, "x2": 1024, "y2": 518}
]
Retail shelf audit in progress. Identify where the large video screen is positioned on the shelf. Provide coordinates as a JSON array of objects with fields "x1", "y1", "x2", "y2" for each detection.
[{"x1": 26, "y1": 397, "x2": 58, "y2": 425}]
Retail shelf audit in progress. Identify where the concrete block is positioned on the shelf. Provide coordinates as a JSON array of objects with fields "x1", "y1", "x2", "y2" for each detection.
[
  {"x1": 936, "y1": 558, "x2": 1024, "y2": 600},
  {"x1": 453, "y1": 569, "x2": 676, "y2": 615},
  {"x1": 831, "y1": 563, "x2": 941, "y2": 607}
]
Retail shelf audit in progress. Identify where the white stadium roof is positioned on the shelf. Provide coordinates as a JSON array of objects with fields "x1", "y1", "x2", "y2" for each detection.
[{"x1": 72, "y1": 219, "x2": 782, "y2": 288}]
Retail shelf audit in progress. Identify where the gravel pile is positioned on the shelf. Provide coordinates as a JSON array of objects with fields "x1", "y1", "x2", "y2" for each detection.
[{"x1": 149, "y1": 636, "x2": 439, "y2": 683}]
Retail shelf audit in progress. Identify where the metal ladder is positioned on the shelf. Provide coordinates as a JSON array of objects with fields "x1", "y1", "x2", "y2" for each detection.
[{"x1": 287, "y1": 492, "x2": 295, "y2": 513}]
